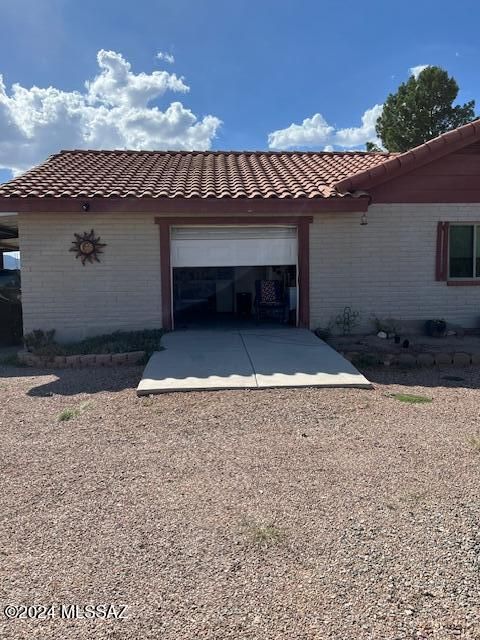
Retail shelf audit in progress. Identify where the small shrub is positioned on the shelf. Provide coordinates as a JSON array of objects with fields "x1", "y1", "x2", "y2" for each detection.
[
  {"x1": 57, "y1": 401, "x2": 90, "y2": 422},
  {"x1": 24, "y1": 328, "x2": 163, "y2": 358},
  {"x1": 65, "y1": 329, "x2": 163, "y2": 356},
  {"x1": 248, "y1": 523, "x2": 284, "y2": 547},
  {"x1": 24, "y1": 329, "x2": 57, "y2": 353},
  {"x1": 389, "y1": 393, "x2": 432, "y2": 404},
  {"x1": 372, "y1": 316, "x2": 400, "y2": 335},
  {"x1": 467, "y1": 435, "x2": 480, "y2": 452},
  {"x1": 58, "y1": 407, "x2": 80, "y2": 422},
  {"x1": 425, "y1": 319, "x2": 447, "y2": 338}
]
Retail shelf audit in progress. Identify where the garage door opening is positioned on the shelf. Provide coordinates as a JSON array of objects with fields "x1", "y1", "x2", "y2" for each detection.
[
  {"x1": 173, "y1": 264, "x2": 297, "y2": 328},
  {"x1": 170, "y1": 225, "x2": 298, "y2": 329}
]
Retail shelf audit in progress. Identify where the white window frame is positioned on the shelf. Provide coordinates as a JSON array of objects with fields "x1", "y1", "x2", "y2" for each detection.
[{"x1": 448, "y1": 222, "x2": 480, "y2": 280}]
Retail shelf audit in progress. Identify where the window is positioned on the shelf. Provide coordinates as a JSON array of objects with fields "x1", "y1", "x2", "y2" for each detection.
[{"x1": 449, "y1": 224, "x2": 480, "y2": 279}]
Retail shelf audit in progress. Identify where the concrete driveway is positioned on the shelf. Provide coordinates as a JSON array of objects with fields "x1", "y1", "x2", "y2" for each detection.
[{"x1": 137, "y1": 329, "x2": 371, "y2": 394}]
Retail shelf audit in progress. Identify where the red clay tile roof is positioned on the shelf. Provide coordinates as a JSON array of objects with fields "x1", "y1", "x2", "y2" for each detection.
[
  {"x1": 0, "y1": 149, "x2": 395, "y2": 200},
  {"x1": 334, "y1": 118, "x2": 480, "y2": 193}
]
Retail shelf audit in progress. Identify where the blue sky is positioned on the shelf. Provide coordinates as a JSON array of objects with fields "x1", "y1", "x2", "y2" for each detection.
[{"x1": 0, "y1": 0, "x2": 478, "y2": 184}]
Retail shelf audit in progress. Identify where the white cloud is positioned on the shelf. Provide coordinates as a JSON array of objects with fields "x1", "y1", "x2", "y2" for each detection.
[
  {"x1": 0, "y1": 49, "x2": 221, "y2": 174},
  {"x1": 334, "y1": 104, "x2": 383, "y2": 147},
  {"x1": 156, "y1": 51, "x2": 175, "y2": 64},
  {"x1": 267, "y1": 113, "x2": 334, "y2": 150},
  {"x1": 267, "y1": 104, "x2": 383, "y2": 151},
  {"x1": 86, "y1": 50, "x2": 188, "y2": 107},
  {"x1": 409, "y1": 64, "x2": 429, "y2": 79}
]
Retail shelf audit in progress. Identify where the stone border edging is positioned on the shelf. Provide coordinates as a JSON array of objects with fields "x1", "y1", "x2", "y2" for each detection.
[
  {"x1": 342, "y1": 350, "x2": 480, "y2": 368},
  {"x1": 17, "y1": 350, "x2": 146, "y2": 368}
]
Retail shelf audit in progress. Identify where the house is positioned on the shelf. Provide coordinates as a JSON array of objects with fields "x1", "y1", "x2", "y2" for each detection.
[{"x1": 1, "y1": 119, "x2": 480, "y2": 342}]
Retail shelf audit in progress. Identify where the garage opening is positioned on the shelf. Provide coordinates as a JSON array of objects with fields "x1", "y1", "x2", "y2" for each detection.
[
  {"x1": 0, "y1": 214, "x2": 22, "y2": 346},
  {"x1": 171, "y1": 226, "x2": 298, "y2": 329}
]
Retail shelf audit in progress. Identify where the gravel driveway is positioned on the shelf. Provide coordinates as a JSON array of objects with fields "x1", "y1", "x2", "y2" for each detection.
[{"x1": 1, "y1": 364, "x2": 480, "y2": 639}]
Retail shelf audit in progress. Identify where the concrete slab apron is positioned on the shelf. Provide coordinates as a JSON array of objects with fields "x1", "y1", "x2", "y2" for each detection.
[
  {"x1": 136, "y1": 331, "x2": 257, "y2": 394},
  {"x1": 137, "y1": 329, "x2": 371, "y2": 394},
  {"x1": 240, "y1": 329, "x2": 372, "y2": 389}
]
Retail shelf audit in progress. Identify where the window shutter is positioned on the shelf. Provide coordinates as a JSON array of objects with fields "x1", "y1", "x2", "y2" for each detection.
[{"x1": 435, "y1": 222, "x2": 449, "y2": 281}]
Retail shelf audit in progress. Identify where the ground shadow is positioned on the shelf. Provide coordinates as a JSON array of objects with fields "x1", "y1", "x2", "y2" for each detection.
[
  {"x1": 0, "y1": 364, "x2": 142, "y2": 397},
  {"x1": 364, "y1": 365, "x2": 480, "y2": 389}
]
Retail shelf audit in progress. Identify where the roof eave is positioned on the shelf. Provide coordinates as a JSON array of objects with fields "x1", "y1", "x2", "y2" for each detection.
[
  {"x1": 0, "y1": 195, "x2": 370, "y2": 215},
  {"x1": 333, "y1": 119, "x2": 480, "y2": 193}
]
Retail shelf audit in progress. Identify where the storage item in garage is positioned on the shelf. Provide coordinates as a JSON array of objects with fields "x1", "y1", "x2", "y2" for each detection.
[{"x1": 236, "y1": 292, "x2": 252, "y2": 317}]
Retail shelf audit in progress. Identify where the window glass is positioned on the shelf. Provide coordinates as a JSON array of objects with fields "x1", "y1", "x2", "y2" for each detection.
[
  {"x1": 476, "y1": 226, "x2": 480, "y2": 278},
  {"x1": 449, "y1": 225, "x2": 474, "y2": 278}
]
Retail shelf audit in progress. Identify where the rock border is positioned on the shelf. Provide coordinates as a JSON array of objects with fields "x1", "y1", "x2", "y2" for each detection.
[
  {"x1": 342, "y1": 350, "x2": 480, "y2": 368},
  {"x1": 17, "y1": 350, "x2": 146, "y2": 368},
  {"x1": 17, "y1": 348, "x2": 480, "y2": 370}
]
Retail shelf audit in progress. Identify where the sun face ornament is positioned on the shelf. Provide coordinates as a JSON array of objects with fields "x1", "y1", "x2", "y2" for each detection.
[{"x1": 70, "y1": 229, "x2": 106, "y2": 265}]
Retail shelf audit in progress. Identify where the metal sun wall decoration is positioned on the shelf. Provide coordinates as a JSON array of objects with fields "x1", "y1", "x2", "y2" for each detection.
[{"x1": 69, "y1": 229, "x2": 106, "y2": 265}]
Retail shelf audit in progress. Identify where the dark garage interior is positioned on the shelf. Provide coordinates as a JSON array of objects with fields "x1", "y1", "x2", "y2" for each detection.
[
  {"x1": 173, "y1": 264, "x2": 297, "y2": 328},
  {"x1": 0, "y1": 215, "x2": 22, "y2": 346}
]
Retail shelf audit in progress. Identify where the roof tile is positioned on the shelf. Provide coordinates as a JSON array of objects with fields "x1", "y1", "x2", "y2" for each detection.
[{"x1": 0, "y1": 149, "x2": 395, "y2": 200}]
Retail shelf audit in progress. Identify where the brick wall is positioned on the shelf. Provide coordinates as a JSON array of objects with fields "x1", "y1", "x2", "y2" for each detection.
[
  {"x1": 310, "y1": 203, "x2": 480, "y2": 332},
  {"x1": 18, "y1": 212, "x2": 162, "y2": 341},
  {"x1": 18, "y1": 204, "x2": 480, "y2": 341}
]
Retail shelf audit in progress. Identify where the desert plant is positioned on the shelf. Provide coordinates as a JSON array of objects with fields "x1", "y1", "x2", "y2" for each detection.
[
  {"x1": 66, "y1": 329, "x2": 163, "y2": 356},
  {"x1": 372, "y1": 316, "x2": 400, "y2": 335},
  {"x1": 24, "y1": 328, "x2": 163, "y2": 358},
  {"x1": 425, "y1": 319, "x2": 447, "y2": 338},
  {"x1": 248, "y1": 523, "x2": 284, "y2": 547},
  {"x1": 24, "y1": 329, "x2": 56, "y2": 351},
  {"x1": 58, "y1": 407, "x2": 80, "y2": 422},
  {"x1": 57, "y1": 401, "x2": 90, "y2": 423},
  {"x1": 467, "y1": 435, "x2": 480, "y2": 452}
]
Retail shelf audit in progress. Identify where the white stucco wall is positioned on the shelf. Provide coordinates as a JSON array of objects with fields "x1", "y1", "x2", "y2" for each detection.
[
  {"x1": 18, "y1": 212, "x2": 162, "y2": 342},
  {"x1": 310, "y1": 203, "x2": 480, "y2": 332}
]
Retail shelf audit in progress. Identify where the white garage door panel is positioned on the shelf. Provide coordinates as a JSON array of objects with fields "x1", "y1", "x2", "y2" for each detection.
[{"x1": 171, "y1": 226, "x2": 297, "y2": 267}]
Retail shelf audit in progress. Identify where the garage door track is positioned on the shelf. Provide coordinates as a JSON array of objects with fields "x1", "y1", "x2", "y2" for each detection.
[{"x1": 137, "y1": 329, "x2": 371, "y2": 394}]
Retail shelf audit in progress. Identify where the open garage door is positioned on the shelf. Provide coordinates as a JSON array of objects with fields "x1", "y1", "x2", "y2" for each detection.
[
  {"x1": 171, "y1": 225, "x2": 297, "y2": 267},
  {"x1": 170, "y1": 226, "x2": 298, "y2": 328}
]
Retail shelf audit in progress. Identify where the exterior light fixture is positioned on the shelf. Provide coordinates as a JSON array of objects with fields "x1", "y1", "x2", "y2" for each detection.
[
  {"x1": 82, "y1": 202, "x2": 90, "y2": 212},
  {"x1": 360, "y1": 213, "x2": 368, "y2": 226}
]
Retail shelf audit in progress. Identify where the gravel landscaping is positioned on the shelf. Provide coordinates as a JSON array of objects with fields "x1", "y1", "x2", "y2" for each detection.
[
  {"x1": 330, "y1": 333, "x2": 480, "y2": 355},
  {"x1": 1, "y1": 364, "x2": 480, "y2": 639}
]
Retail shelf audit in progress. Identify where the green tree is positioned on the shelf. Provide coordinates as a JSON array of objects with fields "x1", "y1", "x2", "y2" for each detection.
[
  {"x1": 365, "y1": 141, "x2": 382, "y2": 152},
  {"x1": 375, "y1": 66, "x2": 476, "y2": 152}
]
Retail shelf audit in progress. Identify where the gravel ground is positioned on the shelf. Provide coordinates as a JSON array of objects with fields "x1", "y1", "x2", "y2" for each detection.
[
  {"x1": 1, "y1": 364, "x2": 480, "y2": 639},
  {"x1": 330, "y1": 334, "x2": 480, "y2": 355}
]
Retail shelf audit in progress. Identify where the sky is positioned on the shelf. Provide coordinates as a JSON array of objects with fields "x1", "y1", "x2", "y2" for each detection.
[{"x1": 0, "y1": 0, "x2": 478, "y2": 184}]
